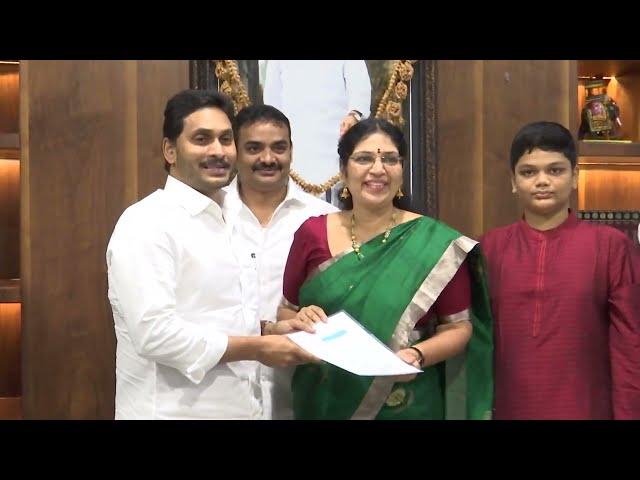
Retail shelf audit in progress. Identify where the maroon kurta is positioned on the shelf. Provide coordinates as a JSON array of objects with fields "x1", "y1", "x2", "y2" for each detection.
[{"x1": 481, "y1": 210, "x2": 640, "y2": 419}]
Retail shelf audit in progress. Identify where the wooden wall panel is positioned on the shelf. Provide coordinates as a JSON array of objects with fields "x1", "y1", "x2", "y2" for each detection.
[
  {"x1": 20, "y1": 60, "x2": 188, "y2": 419},
  {"x1": 437, "y1": 60, "x2": 484, "y2": 239},
  {"x1": 137, "y1": 61, "x2": 189, "y2": 199},
  {"x1": 0, "y1": 159, "x2": 19, "y2": 278},
  {"x1": 0, "y1": 64, "x2": 19, "y2": 133},
  {"x1": 437, "y1": 60, "x2": 573, "y2": 237},
  {"x1": 0, "y1": 303, "x2": 20, "y2": 397}
]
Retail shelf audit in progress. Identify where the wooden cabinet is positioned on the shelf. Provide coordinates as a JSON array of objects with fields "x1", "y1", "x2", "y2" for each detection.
[
  {"x1": 573, "y1": 60, "x2": 640, "y2": 243},
  {"x1": 0, "y1": 60, "x2": 21, "y2": 419}
]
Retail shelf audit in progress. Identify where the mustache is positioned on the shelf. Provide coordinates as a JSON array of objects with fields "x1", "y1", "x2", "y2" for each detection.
[
  {"x1": 252, "y1": 162, "x2": 282, "y2": 172},
  {"x1": 200, "y1": 157, "x2": 231, "y2": 169}
]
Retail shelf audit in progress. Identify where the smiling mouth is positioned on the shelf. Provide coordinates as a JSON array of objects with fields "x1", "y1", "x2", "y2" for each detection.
[
  {"x1": 364, "y1": 181, "x2": 388, "y2": 192},
  {"x1": 201, "y1": 160, "x2": 230, "y2": 177}
]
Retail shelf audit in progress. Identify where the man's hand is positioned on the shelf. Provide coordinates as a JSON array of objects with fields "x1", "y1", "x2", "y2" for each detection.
[
  {"x1": 256, "y1": 335, "x2": 321, "y2": 368},
  {"x1": 340, "y1": 114, "x2": 358, "y2": 137}
]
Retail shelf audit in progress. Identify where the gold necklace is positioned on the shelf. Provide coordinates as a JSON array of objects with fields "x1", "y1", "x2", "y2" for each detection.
[{"x1": 351, "y1": 210, "x2": 397, "y2": 261}]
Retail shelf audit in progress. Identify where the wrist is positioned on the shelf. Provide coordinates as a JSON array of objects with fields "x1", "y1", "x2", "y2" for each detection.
[
  {"x1": 261, "y1": 320, "x2": 274, "y2": 336},
  {"x1": 409, "y1": 346, "x2": 425, "y2": 367}
]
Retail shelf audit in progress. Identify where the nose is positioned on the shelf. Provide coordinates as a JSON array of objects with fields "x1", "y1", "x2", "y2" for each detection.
[
  {"x1": 369, "y1": 156, "x2": 385, "y2": 174},
  {"x1": 261, "y1": 148, "x2": 276, "y2": 164},
  {"x1": 535, "y1": 172, "x2": 550, "y2": 186},
  {"x1": 208, "y1": 139, "x2": 224, "y2": 157}
]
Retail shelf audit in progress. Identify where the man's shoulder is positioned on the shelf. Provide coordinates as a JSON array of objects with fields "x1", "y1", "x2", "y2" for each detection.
[
  {"x1": 294, "y1": 189, "x2": 339, "y2": 215},
  {"x1": 578, "y1": 219, "x2": 635, "y2": 247},
  {"x1": 113, "y1": 189, "x2": 176, "y2": 232}
]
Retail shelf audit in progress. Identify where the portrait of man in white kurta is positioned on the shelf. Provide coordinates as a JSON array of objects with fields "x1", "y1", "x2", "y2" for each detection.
[{"x1": 261, "y1": 60, "x2": 372, "y2": 202}]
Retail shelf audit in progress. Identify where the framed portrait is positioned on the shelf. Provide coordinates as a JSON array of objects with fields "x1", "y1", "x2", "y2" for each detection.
[{"x1": 190, "y1": 60, "x2": 437, "y2": 216}]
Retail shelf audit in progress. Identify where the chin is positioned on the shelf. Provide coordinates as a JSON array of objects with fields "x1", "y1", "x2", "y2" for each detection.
[
  {"x1": 359, "y1": 195, "x2": 393, "y2": 208},
  {"x1": 526, "y1": 202, "x2": 567, "y2": 216},
  {"x1": 204, "y1": 175, "x2": 231, "y2": 189}
]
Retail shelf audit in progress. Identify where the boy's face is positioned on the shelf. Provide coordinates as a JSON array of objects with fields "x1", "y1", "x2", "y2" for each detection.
[{"x1": 511, "y1": 148, "x2": 578, "y2": 217}]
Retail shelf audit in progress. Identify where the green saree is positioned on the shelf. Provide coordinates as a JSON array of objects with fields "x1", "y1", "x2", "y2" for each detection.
[{"x1": 291, "y1": 216, "x2": 493, "y2": 420}]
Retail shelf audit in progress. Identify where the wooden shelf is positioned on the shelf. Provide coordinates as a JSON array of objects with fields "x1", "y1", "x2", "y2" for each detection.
[
  {"x1": 578, "y1": 60, "x2": 640, "y2": 78},
  {"x1": 0, "y1": 279, "x2": 20, "y2": 303},
  {"x1": 578, "y1": 141, "x2": 640, "y2": 158},
  {"x1": 0, "y1": 133, "x2": 19, "y2": 149}
]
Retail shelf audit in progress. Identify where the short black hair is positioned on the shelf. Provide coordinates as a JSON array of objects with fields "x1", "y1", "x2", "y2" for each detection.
[
  {"x1": 510, "y1": 121, "x2": 577, "y2": 172},
  {"x1": 162, "y1": 89, "x2": 236, "y2": 172},
  {"x1": 337, "y1": 118, "x2": 408, "y2": 210},
  {"x1": 233, "y1": 104, "x2": 292, "y2": 144}
]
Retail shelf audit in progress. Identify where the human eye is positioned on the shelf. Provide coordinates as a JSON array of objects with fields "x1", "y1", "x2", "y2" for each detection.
[
  {"x1": 219, "y1": 134, "x2": 234, "y2": 145},
  {"x1": 352, "y1": 154, "x2": 373, "y2": 165},
  {"x1": 382, "y1": 154, "x2": 401, "y2": 165},
  {"x1": 272, "y1": 143, "x2": 288, "y2": 154},
  {"x1": 245, "y1": 143, "x2": 262, "y2": 154}
]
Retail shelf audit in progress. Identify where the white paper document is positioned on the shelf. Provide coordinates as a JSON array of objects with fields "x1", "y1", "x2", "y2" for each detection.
[{"x1": 287, "y1": 310, "x2": 422, "y2": 376}]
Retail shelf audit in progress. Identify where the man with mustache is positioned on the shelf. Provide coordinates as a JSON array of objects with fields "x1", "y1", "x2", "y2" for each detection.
[
  {"x1": 106, "y1": 90, "x2": 319, "y2": 419},
  {"x1": 223, "y1": 104, "x2": 338, "y2": 419},
  {"x1": 481, "y1": 121, "x2": 640, "y2": 419}
]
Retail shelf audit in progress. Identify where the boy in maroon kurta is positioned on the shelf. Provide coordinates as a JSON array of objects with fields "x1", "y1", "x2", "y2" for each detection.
[{"x1": 481, "y1": 121, "x2": 640, "y2": 419}]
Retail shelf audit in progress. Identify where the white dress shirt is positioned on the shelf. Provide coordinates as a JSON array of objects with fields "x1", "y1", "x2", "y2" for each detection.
[
  {"x1": 263, "y1": 60, "x2": 371, "y2": 185},
  {"x1": 223, "y1": 178, "x2": 338, "y2": 419},
  {"x1": 107, "y1": 175, "x2": 262, "y2": 419}
]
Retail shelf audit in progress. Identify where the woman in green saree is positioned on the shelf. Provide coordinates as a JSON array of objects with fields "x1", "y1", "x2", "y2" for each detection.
[{"x1": 278, "y1": 119, "x2": 493, "y2": 420}]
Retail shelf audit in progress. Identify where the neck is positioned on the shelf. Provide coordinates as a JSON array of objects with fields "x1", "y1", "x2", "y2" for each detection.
[
  {"x1": 351, "y1": 203, "x2": 395, "y2": 237},
  {"x1": 238, "y1": 181, "x2": 288, "y2": 226},
  {"x1": 524, "y1": 206, "x2": 570, "y2": 231}
]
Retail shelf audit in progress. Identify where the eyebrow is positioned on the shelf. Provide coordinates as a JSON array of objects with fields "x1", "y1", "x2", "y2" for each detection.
[
  {"x1": 244, "y1": 140, "x2": 289, "y2": 147},
  {"x1": 518, "y1": 161, "x2": 568, "y2": 168},
  {"x1": 353, "y1": 150, "x2": 399, "y2": 155},
  {"x1": 191, "y1": 128, "x2": 233, "y2": 136}
]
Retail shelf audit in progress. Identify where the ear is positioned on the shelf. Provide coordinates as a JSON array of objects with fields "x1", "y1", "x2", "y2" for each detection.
[
  {"x1": 510, "y1": 173, "x2": 517, "y2": 194},
  {"x1": 163, "y1": 138, "x2": 177, "y2": 167},
  {"x1": 572, "y1": 165, "x2": 579, "y2": 190}
]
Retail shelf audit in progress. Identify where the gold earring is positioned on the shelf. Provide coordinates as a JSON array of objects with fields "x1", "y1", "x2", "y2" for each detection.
[
  {"x1": 340, "y1": 186, "x2": 351, "y2": 199},
  {"x1": 396, "y1": 187, "x2": 404, "y2": 199}
]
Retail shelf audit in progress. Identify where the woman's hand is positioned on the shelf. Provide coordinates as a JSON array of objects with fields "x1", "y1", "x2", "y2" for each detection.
[
  {"x1": 295, "y1": 305, "x2": 327, "y2": 325},
  {"x1": 267, "y1": 305, "x2": 327, "y2": 335},
  {"x1": 389, "y1": 348, "x2": 422, "y2": 383}
]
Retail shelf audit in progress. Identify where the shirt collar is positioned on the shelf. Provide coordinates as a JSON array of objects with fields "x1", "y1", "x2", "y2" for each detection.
[
  {"x1": 519, "y1": 208, "x2": 578, "y2": 239},
  {"x1": 225, "y1": 176, "x2": 307, "y2": 208},
  {"x1": 163, "y1": 175, "x2": 225, "y2": 217}
]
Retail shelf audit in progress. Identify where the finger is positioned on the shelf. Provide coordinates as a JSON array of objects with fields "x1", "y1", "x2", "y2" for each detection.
[
  {"x1": 306, "y1": 310, "x2": 323, "y2": 323},
  {"x1": 309, "y1": 305, "x2": 328, "y2": 322},
  {"x1": 290, "y1": 319, "x2": 315, "y2": 333}
]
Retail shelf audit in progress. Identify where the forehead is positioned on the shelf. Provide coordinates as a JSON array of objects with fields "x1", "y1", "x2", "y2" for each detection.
[
  {"x1": 515, "y1": 148, "x2": 571, "y2": 167},
  {"x1": 354, "y1": 132, "x2": 397, "y2": 152},
  {"x1": 238, "y1": 121, "x2": 290, "y2": 142},
  {"x1": 182, "y1": 107, "x2": 232, "y2": 133}
]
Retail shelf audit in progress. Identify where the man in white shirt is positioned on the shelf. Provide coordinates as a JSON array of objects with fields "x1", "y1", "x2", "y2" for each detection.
[
  {"x1": 224, "y1": 104, "x2": 338, "y2": 419},
  {"x1": 263, "y1": 60, "x2": 371, "y2": 205},
  {"x1": 106, "y1": 90, "x2": 318, "y2": 419}
]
